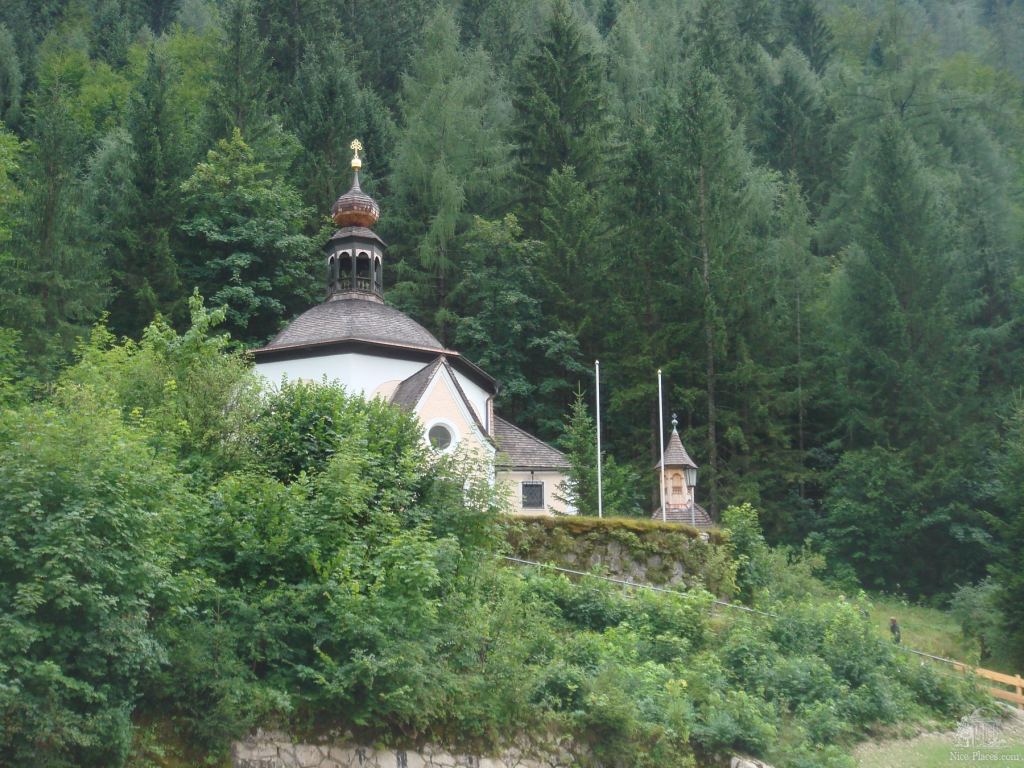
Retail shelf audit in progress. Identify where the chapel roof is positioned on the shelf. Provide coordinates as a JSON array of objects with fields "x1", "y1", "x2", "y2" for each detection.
[
  {"x1": 391, "y1": 357, "x2": 445, "y2": 410},
  {"x1": 256, "y1": 297, "x2": 444, "y2": 353},
  {"x1": 493, "y1": 416, "x2": 570, "y2": 471},
  {"x1": 653, "y1": 426, "x2": 698, "y2": 469},
  {"x1": 651, "y1": 503, "x2": 715, "y2": 528}
]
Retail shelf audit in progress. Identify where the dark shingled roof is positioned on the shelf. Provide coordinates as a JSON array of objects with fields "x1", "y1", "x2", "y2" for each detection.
[
  {"x1": 328, "y1": 226, "x2": 386, "y2": 246},
  {"x1": 653, "y1": 428, "x2": 698, "y2": 469},
  {"x1": 258, "y1": 297, "x2": 443, "y2": 353},
  {"x1": 651, "y1": 504, "x2": 715, "y2": 528},
  {"x1": 391, "y1": 357, "x2": 444, "y2": 410},
  {"x1": 493, "y1": 416, "x2": 569, "y2": 470}
]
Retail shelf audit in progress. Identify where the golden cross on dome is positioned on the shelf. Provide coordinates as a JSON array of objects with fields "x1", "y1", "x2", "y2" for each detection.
[{"x1": 350, "y1": 139, "x2": 363, "y2": 171}]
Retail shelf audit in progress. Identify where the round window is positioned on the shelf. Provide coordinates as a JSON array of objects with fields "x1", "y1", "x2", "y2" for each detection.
[{"x1": 428, "y1": 424, "x2": 453, "y2": 451}]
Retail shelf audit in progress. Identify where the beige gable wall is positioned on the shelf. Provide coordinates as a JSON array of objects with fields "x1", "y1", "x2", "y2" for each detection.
[
  {"x1": 497, "y1": 469, "x2": 571, "y2": 516},
  {"x1": 415, "y1": 368, "x2": 493, "y2": 462},
  {"x1": 663, "y1": 469, "x2": 693, "y2": 508}
]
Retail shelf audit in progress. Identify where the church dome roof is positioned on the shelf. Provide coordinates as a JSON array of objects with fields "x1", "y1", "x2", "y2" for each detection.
[
  {"x1": 258, "y1": 297, "x2": 443, "y2": 353},
  {"x1": 330, "y1": 139, "x2": 380, "y2": 228},
  {"x1": 331, "y1": 175, "x2": 380, "y2": 228}
]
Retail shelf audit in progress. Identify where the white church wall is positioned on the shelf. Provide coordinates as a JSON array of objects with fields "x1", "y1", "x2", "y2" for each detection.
[
  {"x1": 255, "y1": 352, "x2": 425, "y2": 396},
  {"x1": 451, "y1": 369, "x2": 490, "y2": 430}
]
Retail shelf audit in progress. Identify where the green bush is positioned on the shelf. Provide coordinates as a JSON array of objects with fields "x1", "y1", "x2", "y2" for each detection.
[
  {"x1": 0, "y1": 310, "x2": 984, "y2": 768},
  {"x1": 0, "y1": 391, "x2": 180, "y2": 766}
]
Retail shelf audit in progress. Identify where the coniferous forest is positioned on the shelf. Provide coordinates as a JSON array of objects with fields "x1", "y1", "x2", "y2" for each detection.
[
  {"x1": 2, "y1": 0, "x2": 1024, "y2": 672},
  {"x1": 3, "y1": 0, "x2": 1023, "y2": 597}
]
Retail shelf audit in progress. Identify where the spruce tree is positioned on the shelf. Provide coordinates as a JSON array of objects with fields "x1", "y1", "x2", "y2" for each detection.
[
  {"x1": 0, "y1": 25, "x2": 22, "y2": 126},
  {"x1": 820, "y1": 115, "x2": 987, "y2": 592},
  {"x1": 511, "y1": 0, "x2": 609, "y2": 233},
  {"x1": 657, "y1": 68, "x2": 763, "y2": 515},
  {"x1": 388, "y1": 8, "x2": 510, "y2": 344},
  {"x1": 103, "y1": 47, "x2": 185, "y2": 337},
  {"x1": 204, "y1": 0, "x2": 274, "y2": 143},
  {"x1": 9, "y1": 80, "x2": 108, "y2": 365},
  {"x1": 557, "y1": 388, "x2": 600, "y2": 515},
  {"x1": 780, "y1": 0, "x2": 834, "y2": 74},
  {"x1": 287, "y1": 38, "x2": 392, "y2": 213},
  {"x1": 992, "y1": 402, "x2": 1024, "y2": 664},
  {"x1": 179, "y1": 129, "x2": 315, "y2": 344},
  {"x1": 757, "y1": 46, "x2": 833, "y2": 210}
]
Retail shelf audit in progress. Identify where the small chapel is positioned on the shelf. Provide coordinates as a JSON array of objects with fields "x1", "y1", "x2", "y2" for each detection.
[
  {"x1": 653, "y1": 416, "x2": 713, "y2": 528},
  {"x1": 252, "y1": 141, "x2": 571, "y2": 515}
]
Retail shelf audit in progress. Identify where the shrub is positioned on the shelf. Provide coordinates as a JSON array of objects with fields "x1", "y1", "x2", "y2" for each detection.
[{"x1": 0, "y1": 392, "x2": 180, "y2": 766}]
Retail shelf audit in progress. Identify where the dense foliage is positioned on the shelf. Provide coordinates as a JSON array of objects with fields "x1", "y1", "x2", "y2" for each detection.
[
  {"x1": 0, "y1": 0, "x2": 1022, "y2": 692},
  {"x1": 0, "y1": 313, "x2": 982, "y2": 767}
]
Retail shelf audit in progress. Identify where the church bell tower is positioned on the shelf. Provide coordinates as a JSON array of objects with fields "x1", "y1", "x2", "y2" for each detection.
[{"x1": 324, "y1": 140, "x2": 385, "y2": 302}]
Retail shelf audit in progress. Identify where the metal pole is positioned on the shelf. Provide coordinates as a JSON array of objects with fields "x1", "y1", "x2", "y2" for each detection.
[
  {"x1": 658, "y1": 369, "x2": 666, "y2": 522},
  {"x1": 595, "y1": 360, "x2": 603, "y2": 519}
]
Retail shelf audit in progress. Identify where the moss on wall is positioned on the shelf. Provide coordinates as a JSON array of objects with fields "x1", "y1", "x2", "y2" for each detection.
[{"x1": 502, "y1": 516, "x2": 737, "y2": 598}]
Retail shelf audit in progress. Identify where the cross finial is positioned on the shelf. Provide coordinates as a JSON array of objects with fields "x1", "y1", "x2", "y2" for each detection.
[
  {"x1": 350, "y1": 139, "x2": 364, "y2": 171},
  {"x1": 671, "y1": 413, "x2": 678, "y2": 430}
]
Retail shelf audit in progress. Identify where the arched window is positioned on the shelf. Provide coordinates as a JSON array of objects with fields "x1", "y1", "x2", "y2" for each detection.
[
  {"x1": 356, "y1": 253, "x2": 371, "y2": 291},
  {"x1": 339, "y1": 253, "x2": 353, "y2": 290},
  {"x1": 328, "y1": 255, "x2": 337, "y2": 289},
  {"x1": 671, "y1": 473, "x2": 683, "y2": 495},
  {"x1": 374, "y1": 256, "x2": 382, "y2": 291}
]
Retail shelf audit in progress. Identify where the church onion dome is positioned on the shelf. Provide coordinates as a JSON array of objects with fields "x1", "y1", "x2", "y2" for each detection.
[
  {"x1": 258, "y1": 297, "x2": 443, "y2": 353},
  {"x1": 330, "y1": 139, "x2": 380, "y2": 228}
]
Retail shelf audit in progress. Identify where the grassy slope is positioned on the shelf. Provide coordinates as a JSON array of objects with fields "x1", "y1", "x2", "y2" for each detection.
[
  {"x1": 866, "y1": 595, "x2": 980, "y2": 665},
  {"x1": 855, "y1": 735, "x2": 1024, "y2": 767}
]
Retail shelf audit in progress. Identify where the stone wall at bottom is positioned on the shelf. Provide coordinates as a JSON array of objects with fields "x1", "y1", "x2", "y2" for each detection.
[{"x1": 233, "y1": 731, "x2": 574, "y2": 768}]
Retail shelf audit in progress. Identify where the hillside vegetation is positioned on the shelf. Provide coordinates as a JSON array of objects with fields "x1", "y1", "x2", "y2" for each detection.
[
  {"x1": 0, "y1": 312, "x2": 985, "y2": 767},
  {"x1": 1, "y1": 0, "x2": 1023, "y2": 617}
]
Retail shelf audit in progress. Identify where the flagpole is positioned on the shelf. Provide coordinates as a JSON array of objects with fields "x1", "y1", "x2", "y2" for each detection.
[
  {"x1": 658, "y1": 369, "x2": 666, "y2": 522},
  {"x1": 595, "y1": 360, "x2": 603, "y2": 519}
]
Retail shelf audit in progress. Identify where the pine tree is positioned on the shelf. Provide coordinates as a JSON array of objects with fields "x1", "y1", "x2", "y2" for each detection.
[
  {"x1": 0, "y1": 25, "x2": 22, "y2": 126},
  {"x1": 388, "y1": 8, "x2": 510, "y2": 344},
  {"x1": 102, "y1": 47, "x2": 185, "y2": 337},
  {"x1": 204, "y1": 0, "x2": 273, "y2": 143},
  {"x1": 179, "y1": 129, "x2": 315, "y2": 343},
  {"x1": 287, "y1": 38, "x2": 393, "y2": 213},
  {"x1": 511, "y1": 0, "x2": 610, "y2": 233},
  {"x1": 9, "y1": 80, "x2": 108, "y2": 364},
  {"x1": 780, "y1": 0, "x2": 834, "y2": 74}
]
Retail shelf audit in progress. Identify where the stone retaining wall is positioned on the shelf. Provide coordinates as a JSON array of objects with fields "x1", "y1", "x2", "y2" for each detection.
[
  {"x1": 503, "y1": 515, "x2": 735, "y2": 596},
  {"x1": 233, "y1": 731, "x2": 574, "y2": 768}
]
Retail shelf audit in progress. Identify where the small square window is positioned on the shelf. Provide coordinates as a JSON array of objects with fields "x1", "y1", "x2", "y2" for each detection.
[{"x1": 522, "y1": 481, "x2": 544, "y2": 509}]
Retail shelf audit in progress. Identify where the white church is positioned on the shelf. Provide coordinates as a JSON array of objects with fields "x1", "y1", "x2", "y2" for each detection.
[{"x1": 253, "y1": 141, "x2": 572, "y2": 515}]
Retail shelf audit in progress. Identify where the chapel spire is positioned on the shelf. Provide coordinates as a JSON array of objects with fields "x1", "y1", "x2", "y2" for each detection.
[{"x1": 324, "y1": 139, "x2": 385, "y2": 301}]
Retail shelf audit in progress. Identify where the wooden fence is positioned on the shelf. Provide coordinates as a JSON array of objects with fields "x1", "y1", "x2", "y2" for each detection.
[
  {"x1": 906, "y1": 648, "x2": 1024, "y2": 708},
  {"x1": 954, "y1": 663, "x2": 1024, "y2": 709}
]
